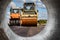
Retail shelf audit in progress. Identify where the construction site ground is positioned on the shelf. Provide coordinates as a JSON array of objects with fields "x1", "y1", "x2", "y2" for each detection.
[{"x1": 9, "y1": 24, "x2": 45, "y2": 37}]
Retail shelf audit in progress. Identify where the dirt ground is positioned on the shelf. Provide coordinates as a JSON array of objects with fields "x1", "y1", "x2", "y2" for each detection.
[{"x1": 9, "y1": 25, "x2": 45, "y2": 37}]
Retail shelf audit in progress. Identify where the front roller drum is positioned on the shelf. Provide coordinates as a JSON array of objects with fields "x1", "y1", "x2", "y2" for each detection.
[
  {"x1": 8, "y1": 20, "x2": 20, "y2": 26},
  {"x1": 21, "y1": 18, "x2": 37, "y2": 26}
]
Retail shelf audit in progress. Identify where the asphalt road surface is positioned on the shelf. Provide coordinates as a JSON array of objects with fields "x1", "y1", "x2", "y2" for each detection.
[{"x1": 9, "y1": 25, "x2": 45, "y2": 37}]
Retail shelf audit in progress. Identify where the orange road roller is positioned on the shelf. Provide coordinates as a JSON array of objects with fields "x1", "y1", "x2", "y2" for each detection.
[{"x1": 8, "y1": 7, "x2": 22, "y2": 26}]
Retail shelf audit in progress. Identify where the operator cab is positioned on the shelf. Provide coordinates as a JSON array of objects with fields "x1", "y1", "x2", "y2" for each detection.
[
  {"x1": 23, "y1": 2, "x2": 37, "y2": 15},
  {"x1": 10, "y1": 7, "x2": 22, "y2": 13},
  {"x1": 24, "y1": 2, "x2": 35, "y2": 10}
]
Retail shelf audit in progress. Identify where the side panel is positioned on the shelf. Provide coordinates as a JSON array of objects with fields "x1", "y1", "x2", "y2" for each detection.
[{"x1": 10, "y1": 13, "x2": 20, "y2": 19}]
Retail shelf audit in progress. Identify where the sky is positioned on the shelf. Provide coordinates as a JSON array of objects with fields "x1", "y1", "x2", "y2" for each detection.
[{"x1": 6, "y1": 0, "x2": 48, "y2": 20}]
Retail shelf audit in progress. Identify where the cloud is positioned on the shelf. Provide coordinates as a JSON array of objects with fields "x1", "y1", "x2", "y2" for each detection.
[
  {"x1": 9, "y1": 2, "x2": 16, "y2": 8},
  {"x1": 38, "y1": 0, "x2": 41, "y2": 2},
  {"x1": 36, "y1": 2, "x2": 46, "y2": 8},
  {"x1": 25, "y1": 0, "x2": 36, "y2": 2},
  {"x1": 25, "y1": 0, "x2": 41, "y2": 2},
  {"x1": 16, "y1": 0, "x2": 41, "y2": 2},
  {"x1": 38, "y1": 12, "x2": 48, "y2": 20}
]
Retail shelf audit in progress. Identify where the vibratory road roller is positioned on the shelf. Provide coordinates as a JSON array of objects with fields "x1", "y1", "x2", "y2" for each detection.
[
  {"x1": 8, "y1": 7, "x2": 22, "y2": 26},
  {"x1": 21, "y1": 2, "x2": 38, "y2": 26}
]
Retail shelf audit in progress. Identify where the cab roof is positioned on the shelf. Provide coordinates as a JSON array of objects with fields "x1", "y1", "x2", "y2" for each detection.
[{"x1": 24, "y1": 2, "x2": 35, "y2": 6}]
